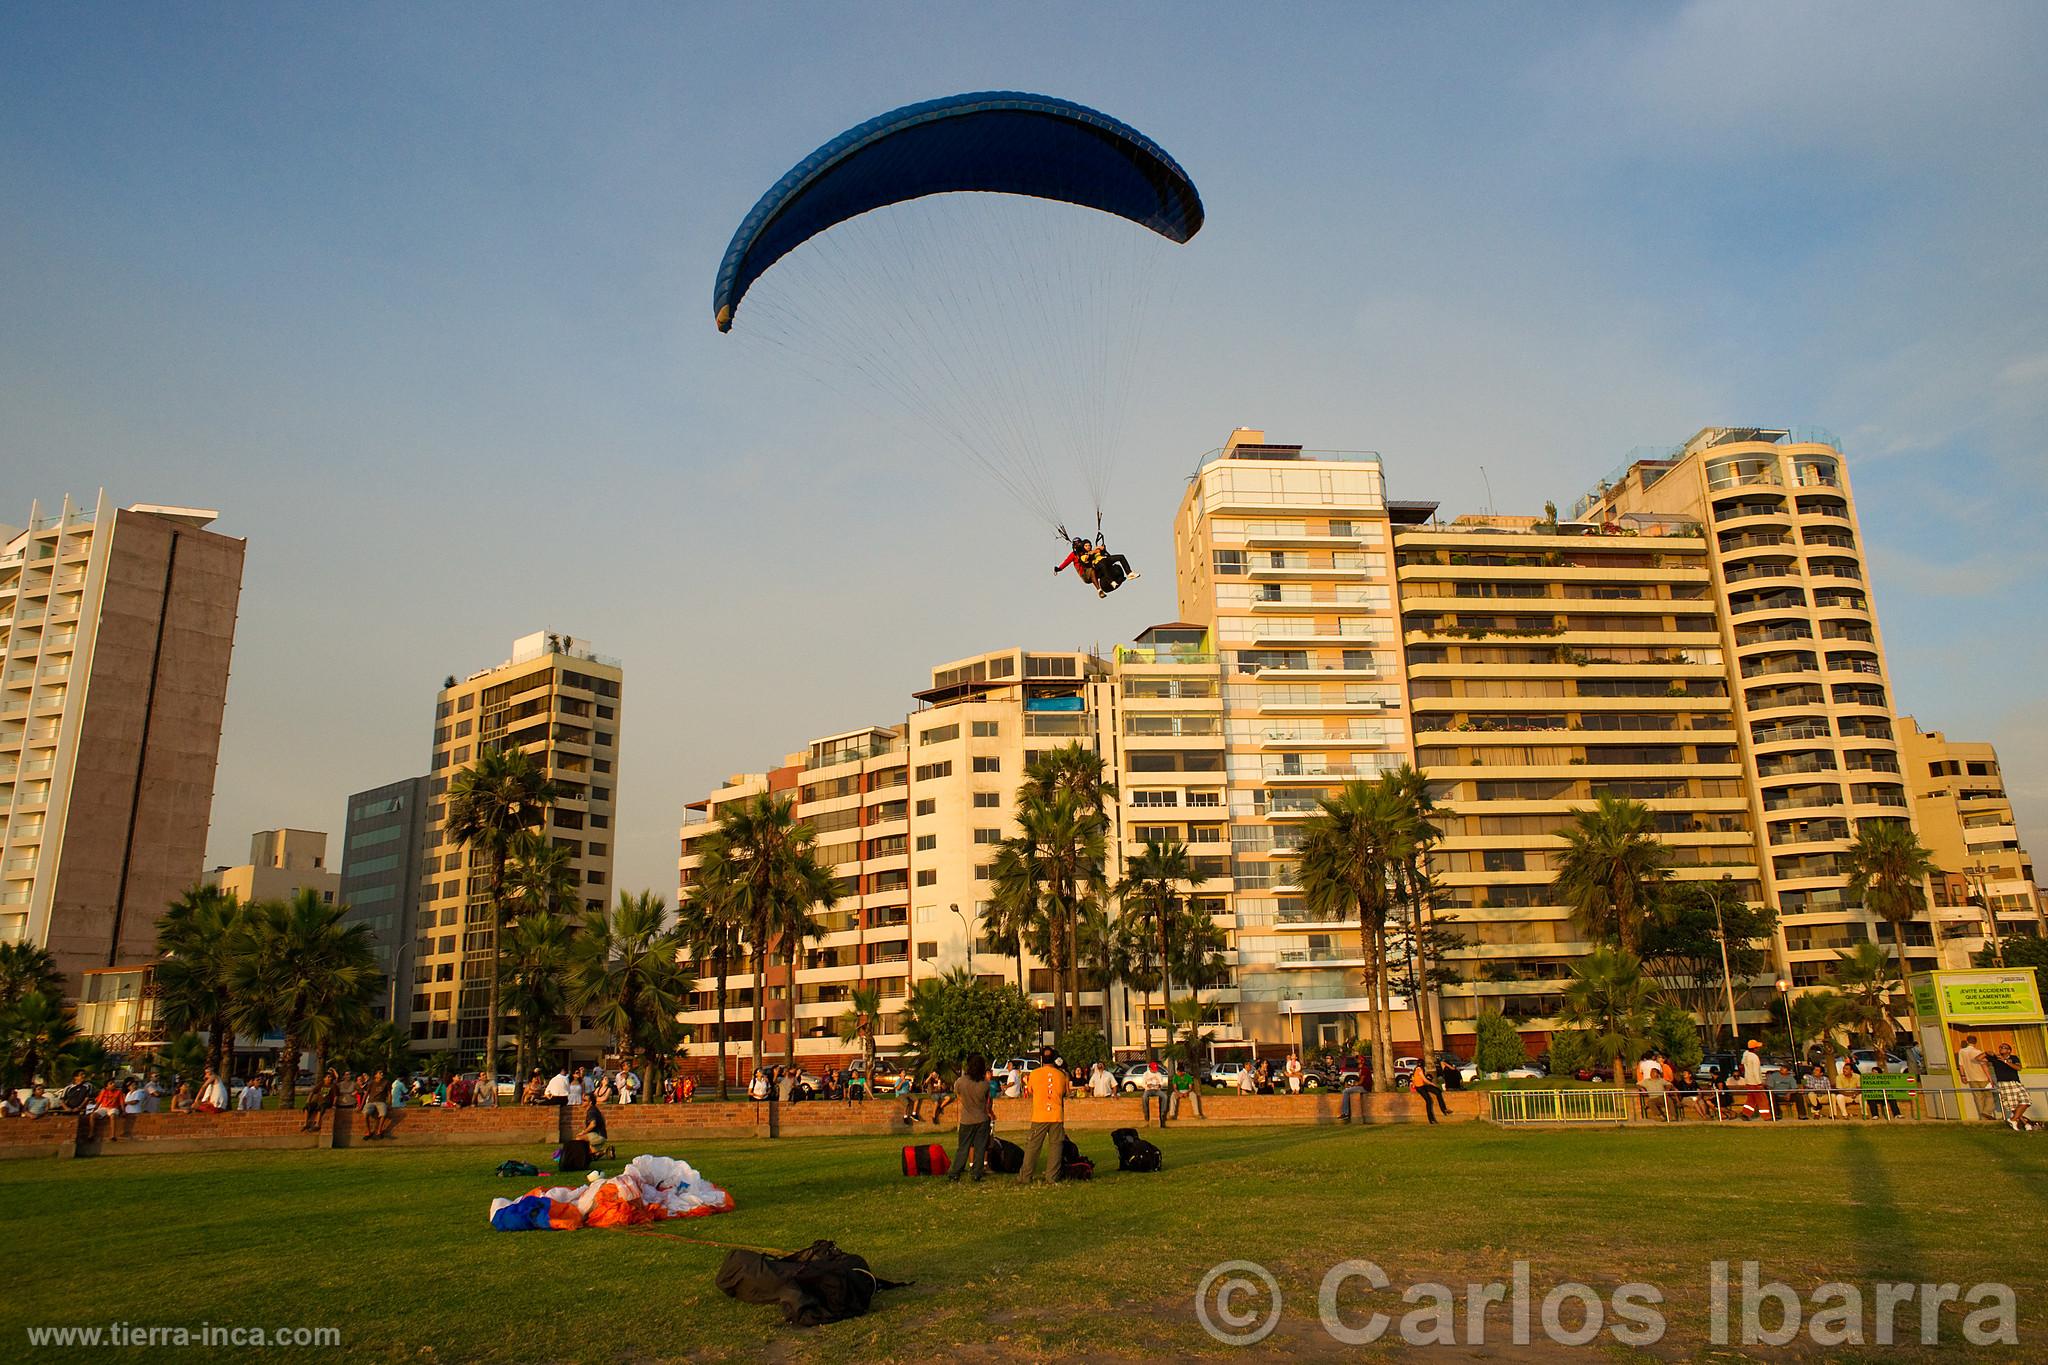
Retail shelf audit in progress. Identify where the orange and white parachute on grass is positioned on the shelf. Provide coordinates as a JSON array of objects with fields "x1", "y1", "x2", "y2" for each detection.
[{"x1": 488, "y1": 1154, "x2": 734, "y2": 1231}]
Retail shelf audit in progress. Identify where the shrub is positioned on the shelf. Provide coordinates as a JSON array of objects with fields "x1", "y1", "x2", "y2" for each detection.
[{"x1": 1473, "y1": 1009, "x2": 1526, "y2": 1074}]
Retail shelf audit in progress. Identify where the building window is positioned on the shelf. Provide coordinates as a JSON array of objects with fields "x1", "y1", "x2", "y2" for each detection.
[
  {"x1": 915, "y1": 798, "x2": 937, "y2": 816},
  {"x1": 920, "y1": 723, "x2": 960, "y2": 746},
  {"x1": 915, "y1": 835, "x2": 937, "y2": 851},
  {"x1": 916, "y1": 869, "x2": 938, "y2": 887},
  {"x1": 972, "y1": 720, "x2": 1000, "y2": 738},
  {"x1": 972, "y1": 756, "x2": 1000, "y2": 773},
  {"x1": 597, "y1": 704, "x2": 614, "y2": 720},
  {"x1": 917, "y1": 941, "x2": 938, "y2": 961},
  {"x1": 1214, "y1": 549, "x2": 1246, "y2": 576},
  {"x1": 972, "y1": 791, "x2": 1000, "y2": 808},
  {"x1": 975, "y1": 864, "x2": 991, "y2": 880},
  {"x1": 973, "y1": 828, "x2": 1001, "y2": 844},
  {"x1": 915, "y1": 762, "x2": 952, "y2": 781}
]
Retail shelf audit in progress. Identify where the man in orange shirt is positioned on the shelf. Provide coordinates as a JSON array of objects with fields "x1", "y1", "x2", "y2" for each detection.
[{"x1": 1015, "y1": 1046, "x2": 1071, "y2": 1185}]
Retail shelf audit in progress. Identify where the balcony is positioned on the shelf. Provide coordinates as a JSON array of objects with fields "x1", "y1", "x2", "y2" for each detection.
[
  {"x1": 1730, "y1": 592, "x2": 1807, "y2": 616},
  {"x1": 1752, "y1": 719, "x2": 1830, "y2": 745},
  {"x1": 1023, "y1": 713, "x2": 1091, "y2": 737},
  {"x1": 1724, "y1": 563, "x2": 1796, "y2": 586},
  {"x1": 1262, "y1": 760, "x2": 1398, "y2": 782},
  {"x1": 1735, "y1": 623, "x2": 1814, "y2": 648},
  {"x1": 1260, "y1": 727, "x2": 1387, "y2": 748},
  {"x1": 1714, "y1": 500, "x2": 1789, "y2": 524}
]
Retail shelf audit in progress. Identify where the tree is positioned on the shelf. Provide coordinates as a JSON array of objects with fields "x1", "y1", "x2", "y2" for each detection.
[
  {"x1": 499, "y1": 910, "x2": 572, "y2": 1081},
  {"x1": 1298, "y1": 779, "x2": 1409, "y2": 1090},
  {"x1": 1015, "y1": 744, "x2": 1114, "y2": 1039},
  {"x1": 1381, "y1": 763, "x2": 1447, "y2": 1052},
  {"x1": 153, "y1": 885, "x2": 246, "y2": 1079},
  {"x1": 676, "y1": 888, "x2": 746, "y2": 1099},
  {"x1": 0, "y1": 942, "x2": 63, "y2": 1009},
  {"x1": 155, "y1": 1031, "x2": 210, "y2": 1086},
  {"x1": 1789, "y1": 989, "x2": 1854, "y2": 1066},
  {"x1": 1074, "y1": 902, "x2": 1132, "y2": 1054},
  {"x1": 1473, "y1": 1008, "x2": 1525, "y2": 1075},
  {"x1": 1553, "y1": 796, "x2": 1670, "y2": 953},
  {"x1": 225, "y1": 890, "x2": 383, "y2": 1105},
  {"x1": 445, "y1": 748, "x2": 560, "y2": 1074},
  {"x1": 1060, "y1": 1022, "x2": 1111, "y2": 1073},
  {"x1": 1830, "y1": 941, "x2": 1900, "y2": 1054},
  {"x1": 1640, "y1": 879, "x2": 1776, "y2": 1047},
  {"x1": 1975, "y1": 936, "x2": 2048, "y2": 1002},
  {"x1": 899, "y1": 968, "x2": 1036, "y2": 1075},
  {"x1": 835, "y1": 982, "x2": 883, "y2": 1078},
  {"x1": 1649, "y1": 1001, "x2": 1705, "y2": 1072},
  {"x1": 984, "y1": 839, "x2": 1041, "y2": 1003},
  {"x1": 1115, "y1": 839, "x2": 1196, "y2": 1059},
  {"x1": 504, "y1": 831, "x2": 577, "y2": 918},
  {"x1": 0, "y1": 989, "x2": 78, "y2": 1089},
  {"x1": 1555, "y1": 947, "x2": 1659, "y2": 1086},
  {"x1": 688, "y1": 794, "x2": 836, "y2": 1076},
  {"x1": 1842, "y1": 821, "x2": 1936, "y2": 1069},
  {"x1": 571, "y1": 891, "x2": 692, "y2": 1089},
  {"x1": 1385, "y1": 910, "x2": 1465, "y2": 1041},
  {"x1": 333, "y1": 1022, "x2": 413, "y2": 1082}
]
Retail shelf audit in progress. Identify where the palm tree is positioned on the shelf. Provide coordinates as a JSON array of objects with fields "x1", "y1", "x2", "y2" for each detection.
[
  {"x1": 1299, "y1": 779, "x2": 1407, "y2": 1089},
  {"x1": 225, "y1": 890, "x2": 382, "y2": 1105},
  {"x1": 1114, "y1": 915, "x2": 1163, "y2": 1060},
  {"x1": 984, "y1": 839, "x2": 1041, "y2": 1002},
  {"x1": 0, "y1": 941, "x2": 63, "y2": 1008},
  {"x1": 0, "y1": 989, "x2": 78, "y2": 1088},
  {"x1": 1556, "y1": 946, "x2": 1659, "y2": 1086},
  {"x1": 1842, "y1": 821, "x2": 1936, "y2": 1068},
  {"x1": 1115, "y1": 839, "x2": 1196, "y2": 1059},
  {"x1": 570, "y1": 891, "x2": 692, "y2": 1091},
  {"x1": 1074, "y1": 900, "x2": 1132, "y2": 1053},
  {"x1": 1830, "y1": 940, "x2": 1901, "y2": 1055},
  {"x1": 676, "y1": 888, "x2": 746, "y2": 1099},
  {"x1": 835, "y1": 982, "x2": 883, "y2": 1078},
  {"x1": 154, "y1": 885, "x2": 246, "y2": 1079},
  {"x1": 445, "y1": 747, "x2": 560, "y2": 1074},
  {"x1": 690, "y1": 794, "x2": 837, "y2": 1076},
  {"x1": 1011, "y1": 790, "x2": 1106, "y2": 1041},
  {"x1": 1553, "y1": 796, "x2": 1670, "y2": 954},
  {"x1": 1382, "y1": 764, "x2": 1445, "y2": 1053},
  {"x1": 499, "y1": 910, "x2": 572, "y2": 1081},
  {"x1": 504, "y1": 831, "x2": 577, "y2": 918},
  {"x1": 1788, "y1": 988, "x2": 1853, "y2": 1066}
]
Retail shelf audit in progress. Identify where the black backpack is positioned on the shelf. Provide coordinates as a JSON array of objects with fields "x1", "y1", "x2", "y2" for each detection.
[
  {"x1": 1059, "y1": 1136, "x2": 1094, "y2": 1180},
  {"x1": 985, "y1": 1135, "x2": 1025, "y2": 1175},
  {"x1": 1110, "y1": 1126, "x2": 1162, "y2": 1172},
  {"x1": 715, "y1": 1239, "x2": 909, "y2": 1327}
]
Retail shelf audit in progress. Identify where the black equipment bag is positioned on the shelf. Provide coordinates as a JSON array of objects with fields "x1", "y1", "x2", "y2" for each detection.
[
  {"x1": 1058, "y1": 1135, "x2": 1094, "y2": 1180},
  {"x1": 1110, "y1": 1126, "x2": 1162, "y2": 1172},
  {"x1": 985, "y1": 1135, "x2": 1025, "y2": 1174},
  {"x1": 900, "y1": 1142, "x2": 950, "y2": 1177},
  {"x1": 715, "y1": 1239, "x2": 909, "y2": 1327},
  {"x1": 557, "y1": 1139, "x2": 592, "y2": 1172}
]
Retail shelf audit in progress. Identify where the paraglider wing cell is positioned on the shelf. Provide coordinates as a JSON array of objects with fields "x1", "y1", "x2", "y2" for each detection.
[{"x1": 714, "y1": 91, "x2": 1204, "y2": 330}]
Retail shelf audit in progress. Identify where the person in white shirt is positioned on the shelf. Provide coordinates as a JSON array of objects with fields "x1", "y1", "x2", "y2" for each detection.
[
  {"x1": 142, "y1": 1071, "x2": 164, "y2": 1114},
  {"x1": 1636, "y1": 1055, "x2": 1663, "y2": 1085},
  {"x1": 1236, "y1": 1065, "x2": 1258, "y2": 1096},
  {"x1": 1957, "y1": 1035, "x2": 1996, "y2": 1120},
  {"x1": 1736, "y1": 1041, "x2": 1766, "y2": 1119},
  {"x1": 545, "y1": 1069, "x2": 571, "y2": 1105},
  {"x1": 621, "y1": 1069, "x2": 640, "y2": 1104},
  {"x1": 1088, "y1": 1063, "x2": 1115, "y2": 1099},
  {"x1": 748, "y1": 1070, "x2": 770, "y2": 1102},
  {"x1": 566, "y1": 1068, "x2": 587, "y2": 1107},
  {"x1": 1139, "y1": 1061, "x2": 1170, "y2": 1125},
  {"x1": 1285, "y1": 1054, "x2": 1303, "y2": 1095},
  {"x1": 237, "y1": 1077, "x2": 264, "y2": 1111},
  {"x1": 474, "y1": 1074, "x2": 498, "y2": 1108},
  {"x1": 123, "y1": 1078, "x2": 145, "y2": 1118}
]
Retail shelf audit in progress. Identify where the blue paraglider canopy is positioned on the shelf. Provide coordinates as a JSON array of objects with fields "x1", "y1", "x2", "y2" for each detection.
[{"x1": 713, "y1": 91, "x2": 1204, "y2": 331}]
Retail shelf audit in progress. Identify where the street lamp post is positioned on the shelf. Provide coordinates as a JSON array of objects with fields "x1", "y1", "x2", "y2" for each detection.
[
  {"x1": 949, "y1": 903, "x2": 975, "y2": 976},
  {"x1": 1775, "y1": 978, "x2": 1801, "y2": 1063}
]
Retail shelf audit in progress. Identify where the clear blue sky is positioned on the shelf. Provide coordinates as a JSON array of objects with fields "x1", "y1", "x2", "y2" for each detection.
[{"x1": 5, "y1": 3, "x2": 2044, "y2": 896}]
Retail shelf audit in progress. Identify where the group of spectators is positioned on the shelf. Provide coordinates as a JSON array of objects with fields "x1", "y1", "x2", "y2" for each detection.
[
  {"x1": 517, "y1": 1065, "x2": 643, "y2": 1107},
  {"x1": 0, "y1": 1067, "x2": 260, "y2": 1138}
]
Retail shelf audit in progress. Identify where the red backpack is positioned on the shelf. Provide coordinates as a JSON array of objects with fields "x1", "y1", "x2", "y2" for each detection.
[{"x1": 900, "y1": 1143, "x2": 950, "y2": 1177}]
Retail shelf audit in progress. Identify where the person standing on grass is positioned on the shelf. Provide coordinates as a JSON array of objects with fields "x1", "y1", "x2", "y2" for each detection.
[
  {"x1": 1015, "y1": 1046, "x2": 1071, "y2": 1185},
  {"x1": 947, "y1": 1054, "x2": 994, "y2": 1182},
  {"x1": 1407, "y1": 1057, "x2": 1451, "y2": 1124},
  {"x1": 1989, "y1": 1044, "x2": 2035, "y2": 1131},
  {"x1": 1958, "y1": 1035, "x2": 1997, "y2": 1120}
]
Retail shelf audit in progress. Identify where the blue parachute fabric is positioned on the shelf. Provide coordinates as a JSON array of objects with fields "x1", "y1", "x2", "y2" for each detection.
[
  {"x1": 490, "y1": 1194, "x2": 554, "y2": 1232},
  {"x1": 713, "y1": 91, "x2": 1203, "y2": 330}
]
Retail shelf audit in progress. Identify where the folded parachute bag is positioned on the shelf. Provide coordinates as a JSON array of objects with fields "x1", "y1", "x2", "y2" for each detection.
[
  {"x1": 985, "y1": 1135, "x2": 1025, "y2": 1175},
  {"x1": 1110, "y1": 1127, "x2": 1162, "y2": 1172},
  {"x1": 488, "y1": 1194, "x2": 554, "y2": 1232},
  {"x1": 1058, "y1": 1136, "x2": 1094, "y2": 1180},
  {"x1": 900, "y1": 1143, "x2": 949, "y2": 1177},
  {"x1": 716, "y1": 1240, "x2": 909, "y2": 1327},
  {"x1": 495, "y1": 1160, "x2": 541, "y2": 1178}
]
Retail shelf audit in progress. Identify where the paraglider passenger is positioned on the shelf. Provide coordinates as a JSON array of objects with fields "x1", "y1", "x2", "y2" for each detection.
[{"x1": 1054, "y1": 538, "x2": 1098, "y2": 587}]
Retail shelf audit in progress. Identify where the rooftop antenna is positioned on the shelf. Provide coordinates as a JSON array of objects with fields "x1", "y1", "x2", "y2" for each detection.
[{"x1": 1479, "y1": 465, "x2": 1495, "y2": 516}]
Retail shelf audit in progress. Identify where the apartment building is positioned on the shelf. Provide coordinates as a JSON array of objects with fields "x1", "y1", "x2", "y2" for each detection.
[
  {"x1": 1393, "y1": 512, "x2": 1764, "y2": 1038},
  {"x1": 1171, "y1": 429, "x2": 1415, "y2": 1054},
  {"x1": 339, "y1": 775, "x2": 432, "y2": 1027},
  {"x1": 413, "y1": 632, "x2": 621, "y2": 1059},
  {"x1": 675, "y1": 647, "x2": 1233, "y2": 1074},
  {"x1": 1899, "y1": 717, "x2": 2044, "y2": 961},
  {"x1": 206, "y1": 828, "x2": 341, "y2": 906},
  {"x1": 1577, "y1": 429, "x2": 1929, "y2": 987},
  {"x1": 0, "y1": 493, "x2": 245, "y2": 992}
]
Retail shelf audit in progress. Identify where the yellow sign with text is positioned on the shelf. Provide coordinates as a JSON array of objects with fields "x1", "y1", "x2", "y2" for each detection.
[{"x1": 1935, "y1": 972, "x2": 2041, "y2": 1020}]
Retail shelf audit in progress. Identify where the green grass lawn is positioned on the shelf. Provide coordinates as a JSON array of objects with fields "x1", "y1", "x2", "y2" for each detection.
[{"x1": 3, "y1": 1123, "x2": 2044, "y2": 1361}]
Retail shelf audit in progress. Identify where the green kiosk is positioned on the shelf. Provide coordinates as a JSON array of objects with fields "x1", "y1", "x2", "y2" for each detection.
[{"x1": 1911, "y1": 967, "x2": 2048, "y2": 1122}]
